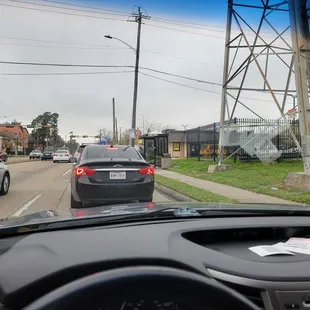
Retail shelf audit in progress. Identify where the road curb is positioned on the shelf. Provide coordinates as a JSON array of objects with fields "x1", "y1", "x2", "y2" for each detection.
[{"x1": 155, "y1": 183, "x2": 197, "y2": 202}]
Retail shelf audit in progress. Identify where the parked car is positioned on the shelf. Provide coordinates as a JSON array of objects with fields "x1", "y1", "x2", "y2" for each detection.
[
  {"x1": 53, "y1": 150, "x2": 72, "y2": 163},
  {"x1": 0, "y1": 151, "x2": 8, "y2": 162},
  {"x1": 29, "y1": 150, "x2": 43, "y2": 159},
  {"x1": 70, "y1": 144, "x2": 154, "y2": 208},
  {"x1": 41, "y1": 150, "x2": 54, "y2": 161},
  {"x1": 0, "y1": 159, "x2": 10, "y2": 195}
]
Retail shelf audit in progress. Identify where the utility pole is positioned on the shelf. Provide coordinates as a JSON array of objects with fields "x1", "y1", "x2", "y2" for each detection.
[
  {"x1": 288, "y1": 0, "x2": 310, "y2": 172},
  {"x1": 130, "y1": 7, "x2": 149, "y2": 146},
  {"x1": 99, "y1": 128, "x2": 102, "y2": 144},
  {"x1": 115, "y1": 118, "x2": 118, "y2": 143},
  {"x1": 112, "y1": 98, "x2": 116, "y2": 143},
  {"x1": 119, "y1": 127, "x2": 122, "y2": 144}
]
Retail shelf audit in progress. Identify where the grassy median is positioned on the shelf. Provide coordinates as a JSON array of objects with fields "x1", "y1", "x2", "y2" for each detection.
[
  {"x1": 155, "y1": 174, "x2": 237, "y2": 204},
  {"x1": 169, "y1": 158, "x2": 310, "y2": 204}
]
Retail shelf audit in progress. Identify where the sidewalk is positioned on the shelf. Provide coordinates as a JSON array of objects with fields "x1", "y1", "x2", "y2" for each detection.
[
  {"x1": 6, "y1": 156, "x2": 30, "y2": 164},
  {"x1": 156, "y1": 169, "x2": 300, "y2": 205}
]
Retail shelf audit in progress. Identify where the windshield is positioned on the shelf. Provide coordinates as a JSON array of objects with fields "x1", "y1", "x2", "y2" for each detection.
[{"x1": 0, "y1": 0, "x2": 308, "y2": 229}]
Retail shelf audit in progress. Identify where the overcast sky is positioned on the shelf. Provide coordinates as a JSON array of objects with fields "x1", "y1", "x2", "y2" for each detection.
[{"x1": 0, "y1": 0, "x2": 294, "y2": 142}]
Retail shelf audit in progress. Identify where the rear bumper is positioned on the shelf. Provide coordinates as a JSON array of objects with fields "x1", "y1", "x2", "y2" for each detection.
[
  {"x1": 72, "y1": 178, "x2": 154, "y2": 207},
  {"x1": 53, "y1": 156, "x2": 71, "y2": 161}
]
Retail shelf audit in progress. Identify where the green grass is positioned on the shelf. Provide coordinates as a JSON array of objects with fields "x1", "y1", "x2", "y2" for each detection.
[
  {"x1": 155, "y1": 174, "x2": 236, "y2": 204},
  {"x1": 169, "y1": 158, "x2": 310, "y2": 204}
]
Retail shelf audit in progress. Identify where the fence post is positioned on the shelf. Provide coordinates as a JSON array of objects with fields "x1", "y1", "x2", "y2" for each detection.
[
  {"x1": 234, "y1": 117, "x2": 237, "y2": 163},
  {"x1": 213, "y1": 122, "x2": 216, "y2": 162},
  {"x1": 198, "y1": 127, "x2": 201, "y2": 162},
  {"x1": 277, "y1": 119, "x2": 280, "y2": 163}
]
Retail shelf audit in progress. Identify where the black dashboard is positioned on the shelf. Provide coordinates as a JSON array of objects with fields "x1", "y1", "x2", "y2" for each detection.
[{"x1": 1, "y1": 216, "x2": 310, "y2": 310}]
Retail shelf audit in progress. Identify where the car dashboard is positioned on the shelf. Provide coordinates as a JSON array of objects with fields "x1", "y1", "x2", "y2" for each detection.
[{"x1": 0, "y1": 216, "x2": 310, "y2": 309}]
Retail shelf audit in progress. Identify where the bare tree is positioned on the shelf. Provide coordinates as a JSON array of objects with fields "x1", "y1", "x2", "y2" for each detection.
[{"x1": 143, "y1": 119, "x2": 172, "y2": 133}]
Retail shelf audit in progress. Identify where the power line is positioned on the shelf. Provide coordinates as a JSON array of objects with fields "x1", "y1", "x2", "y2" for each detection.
[
  {"x1": 0, "y1": 35, "x2": 129, "y2": 48},
  {"x1": 0, "y1": 36, "x2": 220, "y2": 65},
  {"x1": 139, "y1": 72, "x2": 275, "y2": 103},
  {"x1": 146, "y1": 22, "x2": 290, "y2": 43},
  {"x1": 9, "y1": 0, "x2": 130, "y2": 17},
  {"x1": 139, "y1": 71, "x2": 219, "y2": 93},
  {"x1": 0, "y1": 3, "x2": 128, "y2": 21},
  {"x1": 139, "y1": 67, "x2": 222, "y2": 86},
  {"x1": 151, "y1": 16, "x2": 291, "y2": 38},
  {"x1": 0, "y1": 41, "x2": 129, "y2": 50},
  {"x1": 141, "y1": 48, "x2": 221, "y2": 66},
  {"x1": 0, "y1": 70, "x2": 135, "y2": 76},
  {"x1": 0, "y1": 60, "x2": 135, "y2": 68},
  {"x1": 39, "y1": 0, "x2": 130, "y2": 15},
  {"x1": 144, "y1": 23, "x2": 225, "y2": 38}
]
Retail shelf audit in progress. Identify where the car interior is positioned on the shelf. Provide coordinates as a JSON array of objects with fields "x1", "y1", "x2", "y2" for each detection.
[{"x1": 0, "y1": 214, "x2": 309, "y2": 310}]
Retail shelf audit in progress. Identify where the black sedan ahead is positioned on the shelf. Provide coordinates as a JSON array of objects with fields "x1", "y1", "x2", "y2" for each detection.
[
  {"x1": 70, "y1": 145, "x2": 154, "y2": 208},
  {"x1": 41, "y1": 150, "x2": 54, "y2": 161}
]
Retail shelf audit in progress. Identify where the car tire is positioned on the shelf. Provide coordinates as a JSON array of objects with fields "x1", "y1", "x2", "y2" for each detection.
[
  {"x1": 139, "y1": 196, "x2": 153, "y2": 203},
  {"x1": 0, "y1": 173, "x2": 10, "y2": 196},
  {"x1": 70, "y1": 195, "x2": 83, "y2": 208},
  {"x1": 53, "y1": 161, "x2": 56, "y2": 163}
]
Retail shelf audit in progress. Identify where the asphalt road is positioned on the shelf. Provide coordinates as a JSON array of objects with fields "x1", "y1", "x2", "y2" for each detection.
[{"x1": 0, "y1": 160, "x2": 172, "y2": 219}]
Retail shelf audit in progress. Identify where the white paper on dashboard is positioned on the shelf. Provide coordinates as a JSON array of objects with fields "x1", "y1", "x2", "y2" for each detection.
[
  {"x1": 249, "y1": 245, "x2": 295, "y2": 257},
  {"x1": 275, "y1": 240, "x2": 310, "y2": 255}
]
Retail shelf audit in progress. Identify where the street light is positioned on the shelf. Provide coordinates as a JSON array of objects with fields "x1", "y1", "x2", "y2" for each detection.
[
  {"x1": 105, "y1": 34, "x2": 141, "y2": 147},
  {"x1": 182, "y1": 124, "x2": 188, "y2": 131}
]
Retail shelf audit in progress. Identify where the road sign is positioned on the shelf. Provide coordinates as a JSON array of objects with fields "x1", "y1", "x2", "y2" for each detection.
[
  {"x1": 129, "y1": 128, "x2": 135, "y2": 139},
  {"x1": 136, "y1": 129, "x2": 142, "y2": 137},
  {"x1": 27, "y1": 125, "x2": 34, "y2": 128}
]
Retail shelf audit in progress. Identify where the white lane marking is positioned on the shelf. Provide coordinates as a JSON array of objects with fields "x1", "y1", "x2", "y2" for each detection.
[
  {"x1": 12, "y1": 194, "x2": 42, "y2": 217},
  {"x1": 62, "y1": 168, "x2": 72, "y2": 176}
]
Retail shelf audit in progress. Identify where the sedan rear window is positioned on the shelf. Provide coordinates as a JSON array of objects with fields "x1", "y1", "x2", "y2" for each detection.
[
  {"x1": 85, "y1": 146, "x2": 141, "y2": 160},
  {"x1": 56, "y1": 150, "x2": 68, "y2": 153}
]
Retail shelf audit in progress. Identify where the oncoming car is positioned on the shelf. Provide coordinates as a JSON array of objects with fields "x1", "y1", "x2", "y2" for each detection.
[
  {"x1": 53, "y1": 150, "x2": 72, "y2": 163},
  {"x1": 70, "y1": 144, "x2": 155, "y2": 208},
  {"x1": 0, "y1": 159, "x2": 10, "y2": 195}
]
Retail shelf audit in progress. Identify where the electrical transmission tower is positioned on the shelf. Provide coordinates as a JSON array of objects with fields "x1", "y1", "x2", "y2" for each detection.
[{"x1": 218, "y1": 0, "x2": 310, "y2": 172}]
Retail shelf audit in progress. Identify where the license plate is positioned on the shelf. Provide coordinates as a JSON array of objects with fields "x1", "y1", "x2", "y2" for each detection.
[{"x1": 110, "y1": 171, "x2": 126, "y2": 180}]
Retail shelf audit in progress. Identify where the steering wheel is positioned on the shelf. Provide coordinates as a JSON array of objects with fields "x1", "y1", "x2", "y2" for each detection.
[{"x1": 23, "y1": 266, "x2": 260, "y2": 310}]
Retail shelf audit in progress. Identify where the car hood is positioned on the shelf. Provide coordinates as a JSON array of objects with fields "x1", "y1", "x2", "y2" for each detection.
[{"x1": 0, "y1": 202, "x2": 309, "y2": 228}]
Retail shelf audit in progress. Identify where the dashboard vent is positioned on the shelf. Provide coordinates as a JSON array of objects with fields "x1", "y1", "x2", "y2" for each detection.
[{"x1": 215, "y1": 279, "x2": 265, "y2": 309}]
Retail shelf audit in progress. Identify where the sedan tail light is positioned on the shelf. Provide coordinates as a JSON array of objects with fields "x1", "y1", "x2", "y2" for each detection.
[
  {"x1": 75, "y1": 167, "x2": 96, "y2": 177},
  {"x1": 139, "y1": 167, "x2": 155, "y2": 175},
  {"x1": 65, "y1": 154, "x2": 69, "y2": 156}
]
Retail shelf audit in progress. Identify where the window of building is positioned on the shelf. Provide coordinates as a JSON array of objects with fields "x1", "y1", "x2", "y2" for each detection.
[{"x1": 173, "y1": 142, "x2": 180, "y2": 151}]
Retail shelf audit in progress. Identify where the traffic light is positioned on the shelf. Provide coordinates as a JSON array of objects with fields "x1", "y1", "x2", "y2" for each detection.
[{"x1": 82, "y1": 135, "x2": 88, "y2": 138}]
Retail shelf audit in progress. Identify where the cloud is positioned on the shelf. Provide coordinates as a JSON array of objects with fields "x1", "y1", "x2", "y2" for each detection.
[{"x1": 0, "y1": 0, "x2": 294, "y2": 141}]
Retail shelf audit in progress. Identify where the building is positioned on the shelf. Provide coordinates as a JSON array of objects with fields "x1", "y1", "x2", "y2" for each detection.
[
  {"x1": 162, "y1": 129, "x2": 187, "y2": 158},
  {"x1": 0, "y1": 124, "x2": 29, "y2": 154}
]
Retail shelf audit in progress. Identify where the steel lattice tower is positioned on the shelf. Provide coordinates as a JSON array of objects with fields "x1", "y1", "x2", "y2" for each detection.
[{"x1": 218, "y1": 0, "x2": 310, "y2": 171}]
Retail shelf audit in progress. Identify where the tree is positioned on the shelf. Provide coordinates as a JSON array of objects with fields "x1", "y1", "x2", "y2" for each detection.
[
  {"x1": 97, "y1": 127, "x2": 112, "y2": 144},
  {"x1": 66, "y1": 139, "x2": 79, "y2": 154},
  {"x1": 3, "y1": 118, "x2": 21, "y2": 125},
  {"x1": 141, "y1": 120, "x2": 172, "y2": 134},
  {"x1": 30, "y1": 112, "x2": 59, "y2": 149}
]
